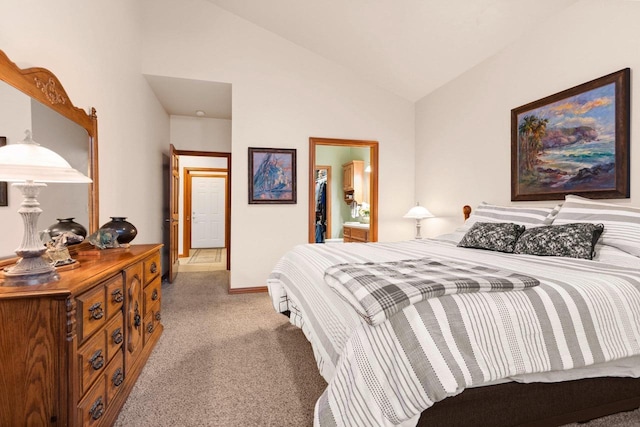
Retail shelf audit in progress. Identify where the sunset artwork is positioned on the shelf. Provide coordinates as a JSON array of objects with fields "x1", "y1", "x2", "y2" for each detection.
[
  {"x1": 517, "y1": 84, "x2": 615, "y2": 193},
  {"x1": 511, "y1": 69, "x2": 629, "y2": 201}
]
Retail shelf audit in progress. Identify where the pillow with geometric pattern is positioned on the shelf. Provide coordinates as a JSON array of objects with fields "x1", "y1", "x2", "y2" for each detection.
[
  {"x1": 514, "y1": 223, "x2": 604, "y2": 260},
  {"x1": 458, "y1": 222, "x2": 526, "y2": 253}
]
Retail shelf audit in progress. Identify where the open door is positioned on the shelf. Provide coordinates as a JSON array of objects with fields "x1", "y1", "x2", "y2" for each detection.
[{"x1": 168, "y1": 144, "x2": 180, "y2": 283}]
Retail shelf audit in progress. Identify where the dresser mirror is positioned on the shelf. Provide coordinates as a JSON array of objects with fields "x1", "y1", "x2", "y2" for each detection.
[{"x1": 0, "y1": 49, "x2": 98, "y2": 260}]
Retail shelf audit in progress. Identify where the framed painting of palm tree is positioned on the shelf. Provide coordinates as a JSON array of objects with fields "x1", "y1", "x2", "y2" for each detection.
[
  {"x1": 248, "y1": 147, "x2": 297, "y2": 204},
  {"x1": 511, "y1": 68, "x2": 630, "y2": 201}
]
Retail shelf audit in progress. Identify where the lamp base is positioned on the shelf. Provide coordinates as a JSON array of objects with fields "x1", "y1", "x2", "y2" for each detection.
[
  {"x1": 0, "y1": 180, "x2": 60, "y2": 286},
  {"x1": 3, "y1": 254, "x2": 59, "y2": 286}
]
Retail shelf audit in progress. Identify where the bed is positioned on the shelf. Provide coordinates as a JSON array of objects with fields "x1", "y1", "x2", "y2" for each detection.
[{"x1": 267, "y1": 195, "x2": 640, "y2": 426}]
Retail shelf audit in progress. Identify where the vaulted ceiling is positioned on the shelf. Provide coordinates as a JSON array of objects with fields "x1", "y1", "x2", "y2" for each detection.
[
  {"x1": 148, "y1": 0, "x2": 582, "y2": 119},
  {"x1": 207, "y1": 0, "x2": 578, "y2": 101}
]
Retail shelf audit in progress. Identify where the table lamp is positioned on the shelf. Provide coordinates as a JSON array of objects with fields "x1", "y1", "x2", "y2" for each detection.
[
  {"x1": 0, "y1": 130, "x2": 92, "y2": 286},
  {"x1": 403, "y1": 202, "x2": 434, "y2": 239}
]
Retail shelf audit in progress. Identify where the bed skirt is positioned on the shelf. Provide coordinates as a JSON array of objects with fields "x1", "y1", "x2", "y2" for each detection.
[{"x1": 417, "y1": 377, "x2": 640, "y2": 427}]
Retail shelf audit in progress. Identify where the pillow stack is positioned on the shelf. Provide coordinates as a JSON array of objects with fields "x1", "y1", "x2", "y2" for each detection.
[
  {"x1": 553, "y1": 195, "x2": 640, "y2": 258},
  {"x1": 457, "y1": 196, "x2": 640, "y2": 260}
]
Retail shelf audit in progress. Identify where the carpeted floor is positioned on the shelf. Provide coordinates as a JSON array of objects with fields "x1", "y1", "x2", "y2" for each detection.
[
  {"x1": 115, "y1": 271, "x2": 325, "y2": 426},
  {"x1": 115, "y1": 271, "x2": 640, "y2": 427}
]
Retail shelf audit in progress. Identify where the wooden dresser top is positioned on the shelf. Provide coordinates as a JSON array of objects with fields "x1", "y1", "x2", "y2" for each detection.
[{"x1": 0, "y1": 244, "x2": 162, "y2": 299}]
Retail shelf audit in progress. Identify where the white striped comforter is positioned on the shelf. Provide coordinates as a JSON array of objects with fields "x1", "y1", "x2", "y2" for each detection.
[{"x1": 267, "y1": 235, "x2": 640, "y2": 427}]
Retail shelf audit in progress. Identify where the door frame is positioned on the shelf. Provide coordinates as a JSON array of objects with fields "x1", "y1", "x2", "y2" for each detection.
[
  {"x1": 184, "y1": 168, "x2": 229, "y2": 253},
  {"x1": 173, "y1": 149, "x2": 231, "y2": 271},
  {"x1": 308, "y1": 137, "x2": 379, "y2": 243}
]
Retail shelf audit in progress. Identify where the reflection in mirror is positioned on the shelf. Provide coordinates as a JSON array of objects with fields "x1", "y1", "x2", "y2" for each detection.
[
  {"x1": 0, "y1": 83, "x2": 90, "y2": 257},
  {"x1": 0, "y1": 49, "x2": 97, "y2": 261}
]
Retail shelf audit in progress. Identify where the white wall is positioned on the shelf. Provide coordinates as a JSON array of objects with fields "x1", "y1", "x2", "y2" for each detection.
[
  {"x1": 141, "y1": 0, "x2": 416, "y2": 289},
  {"x1": 415, "y1": 0, "x2": 640, "y2": 236},
  {"x1": 1, "y1": 1, "x2": 170, "y2": 253},
  {"x1": 170, "y1": 116, "x2": 231, "y2": 152}
]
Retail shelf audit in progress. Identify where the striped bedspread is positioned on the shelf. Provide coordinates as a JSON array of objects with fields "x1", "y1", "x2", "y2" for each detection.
[
  {"x1": 324, "y1": 257, "x2": 539, "y2": 326},
  {"x1": 267, "y1": 236, "x2": 640, "y2": 427}
]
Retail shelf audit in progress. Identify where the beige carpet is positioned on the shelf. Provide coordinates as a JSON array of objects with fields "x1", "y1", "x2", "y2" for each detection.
[
  {"x1": 115, "y1": 271, "x2": 325, "y2": 426},
  {"x1": 115, "y1": 271, "x2": 640, "y2": 427}
]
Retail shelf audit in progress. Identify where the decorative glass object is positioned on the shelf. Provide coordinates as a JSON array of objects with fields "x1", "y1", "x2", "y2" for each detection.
[{"x1": 87, "y1": 228, "x2": 120, "y2": 249}]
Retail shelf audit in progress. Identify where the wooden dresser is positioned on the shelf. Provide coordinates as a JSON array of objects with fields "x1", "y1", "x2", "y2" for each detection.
[{"x1": 0, "y1": 244, "x2": 163, "y2": 427}]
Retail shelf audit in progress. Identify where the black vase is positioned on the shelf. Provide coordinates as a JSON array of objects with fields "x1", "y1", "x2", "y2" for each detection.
[
  {"x1": 48, "y1": 218, "x2": 87, "y2": 242},
  {"x1": 100, "y1": 217, "x2": 138, "y2": 244}
]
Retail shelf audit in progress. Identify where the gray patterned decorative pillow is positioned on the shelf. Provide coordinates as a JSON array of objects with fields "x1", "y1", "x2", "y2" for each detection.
[
  {"x1": 458, "y1": 222, "x2": 525, "y2": 253},
  {"x1": 514, "y1": 223, "x2": 604, "y2": 260}
]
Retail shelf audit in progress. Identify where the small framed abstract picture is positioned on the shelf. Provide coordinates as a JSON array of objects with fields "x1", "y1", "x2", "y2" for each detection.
[
  {"x1": 0, "y1": 137, "x2": 6, "y2": 207},
  {"x1": 248, "y1": 147, "x2": 297, "y2": 204},
  {"x1": 511, "y1": 68, "x2": 630, "y2": 201}
]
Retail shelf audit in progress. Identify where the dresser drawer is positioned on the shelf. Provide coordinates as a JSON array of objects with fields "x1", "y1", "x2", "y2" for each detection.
[
  {"x1": 105, "y1": 311, "x2": 124, "y2": 361},
  {"x1": 104, "y1": 349, "x2": 125, "y2": 405},
  {"x1": 105, "y1": 274, "x2": 124, "y2": 319},
  {"x1": 343, "y1": 226, "x2": 351, "y2": 238},
  {"x1": 350, "y1": 227, "x2": 369, "y2": 242},
  {"x1": 77, "y1": 285, "x2": 107, "y2": 343},
  {"x1": 143, "y1": 252, "x2": 161, "y2": 286},
  {"x1": 144, "y1": 276, "x2": 161, "y2": 315},
  {"x1": 143, "y1": 301, "x2": 161, "y2": 346},
  {"x1": 78, "y1": 376, "x2": 107, "y2": 427},
  {"x1": 78, "y1": 327, "x2": 107, "y2": 395}
]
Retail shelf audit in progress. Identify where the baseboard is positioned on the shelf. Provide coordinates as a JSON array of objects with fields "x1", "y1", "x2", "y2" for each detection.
[{"x1": 228, "y1": 286, "x2": 268, "y2": 294}]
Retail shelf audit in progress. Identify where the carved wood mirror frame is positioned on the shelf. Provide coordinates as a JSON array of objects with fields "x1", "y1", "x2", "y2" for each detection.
[{"x1": 0, "y1": 49, "x2": 99, "y2": 254}]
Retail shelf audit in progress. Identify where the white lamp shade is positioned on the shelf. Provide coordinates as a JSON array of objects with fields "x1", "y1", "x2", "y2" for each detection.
[
  {"x1": 403, "y1": 205, "x2": 434, "y2": 219},
  {"x1": 0, "y1": 132, "x2": 92, "y2": 183}
]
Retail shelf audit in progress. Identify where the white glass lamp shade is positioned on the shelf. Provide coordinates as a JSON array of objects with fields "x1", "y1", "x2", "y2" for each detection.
[
  {"x1": 403, "y1": 205, "x2": 434, "y2": 219},
  {"x1": 0, "y1": 131, "x2": 92, "y2": 183}
]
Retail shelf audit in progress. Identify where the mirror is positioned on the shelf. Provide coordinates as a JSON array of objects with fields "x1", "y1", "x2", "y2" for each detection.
[{"x1": 0, "y1": 49, "x2": 98, "y2": 260}]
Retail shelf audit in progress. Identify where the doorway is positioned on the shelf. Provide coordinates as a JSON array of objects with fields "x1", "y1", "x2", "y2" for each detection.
[
  {"x1": 308, "y1": 137, "x2": 379, "y2": 243},
  {"x1": 184, "y1": 169, "x2": 228, "y2": 251},
  {"x1": 166, "y1": 149, "x2": 231, "y2": 282}
]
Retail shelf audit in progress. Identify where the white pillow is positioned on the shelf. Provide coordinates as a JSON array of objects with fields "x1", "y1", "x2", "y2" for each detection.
[
  {"x1": 554, "y1": 194, "x2": 640, "y2": 257},
  {"x1": 461, "y1": 202, "x2": 561, "y2": 231}
]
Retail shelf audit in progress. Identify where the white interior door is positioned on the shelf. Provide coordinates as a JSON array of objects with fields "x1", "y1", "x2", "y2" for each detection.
[{"x1": 191, "y1": 176, "x2": 225, "y2": 248}]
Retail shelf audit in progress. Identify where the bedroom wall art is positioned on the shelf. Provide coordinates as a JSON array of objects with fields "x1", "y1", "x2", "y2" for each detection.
[
  {"x1": 248, "y1": 147, "x2": 297, "y2": 204},
  {"x1": 511, "y1": 68, "x2": 630, "y2": 201},
  {"x1": 0, "y1": 137, "x2": 6, "y2": 207}
]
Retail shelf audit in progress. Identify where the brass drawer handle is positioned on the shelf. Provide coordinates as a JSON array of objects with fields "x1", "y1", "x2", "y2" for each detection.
[
  {"x1": 89, "y1": 349, "x2": 104, "y2": 371},
  {"x1": 112, "y1": 368, "x2": 124, "y2": 387},
  {"x1": 111, "y1": 288, "x2": 124, "y2": 303},
  {"x1": 155, "y1": 311, "x2": 161, "y2": 322},
  {"x1": 88, "y1": 302, "x2": 104, "y2": 320},
  {"x1": 133, "y1": 301, "x2": 141, "y2": 328},
  {"x1": 147, "y1": 323, "x2": 155, "y2": 334},
  {"x1": 150, "y1": 262, "x2": 157, "y2": 274},
  {"x1": 89, "y1": 397, "x2": 104, "y2": 420},
  {"x1": 151, "y1": 289, "x2": 159, "y2": 301},
  {"x1": 112, "y1": 327, "x2": 123, "y2": 345}
]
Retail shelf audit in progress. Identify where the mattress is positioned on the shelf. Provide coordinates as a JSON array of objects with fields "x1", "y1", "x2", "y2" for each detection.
[{"x1": 267, "y1": 232, "x2": 640, "y2": 427}]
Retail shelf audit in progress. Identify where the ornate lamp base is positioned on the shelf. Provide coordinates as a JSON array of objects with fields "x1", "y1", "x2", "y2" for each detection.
[{"x1": 1, "y1": 181, "x2": 59, "y2": 286}]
